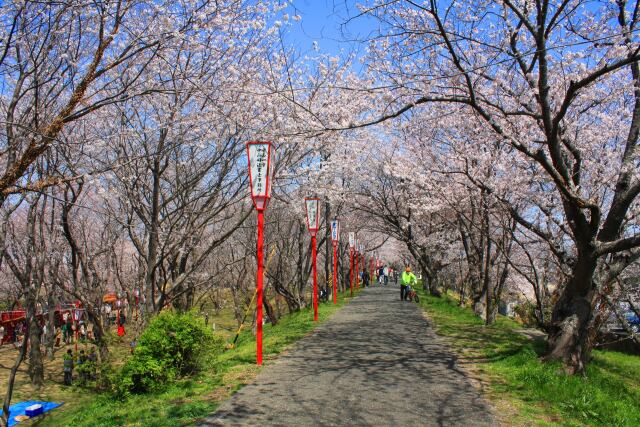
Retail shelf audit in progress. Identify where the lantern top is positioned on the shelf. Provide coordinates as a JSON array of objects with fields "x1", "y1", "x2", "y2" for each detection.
[
  {"x1": 246, "y1": 141, "x2": 275, "y2": 210},
  {"x1": 304, "y1": 197, "x2": 321, "y2": 235},
  {"x1": 330, "y1": 219, "x2": 340, "y2": 243}
]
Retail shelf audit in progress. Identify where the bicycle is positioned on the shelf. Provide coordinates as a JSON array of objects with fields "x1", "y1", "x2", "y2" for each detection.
[{"x1": 405, "y1": 285, "x2": 420, "y2": 303}]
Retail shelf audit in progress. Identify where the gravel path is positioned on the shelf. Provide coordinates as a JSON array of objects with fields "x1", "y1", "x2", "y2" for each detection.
[{"x1": 200, "y1": 285, "x2": 496, "y2": 427}]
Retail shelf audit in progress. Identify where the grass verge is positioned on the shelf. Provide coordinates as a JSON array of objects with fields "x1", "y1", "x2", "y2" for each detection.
[
  {"x1": 416, "y1": 289, "x2": 640, "y2": 427},
  {"x1": 34, "y1": 292, "x2": 352, "y2": 427}
]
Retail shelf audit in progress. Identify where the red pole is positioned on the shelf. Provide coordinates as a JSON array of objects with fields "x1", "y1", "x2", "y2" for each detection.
[
  {"x1": 349, "y1": 249, "x2": 354, "y2": 296},
  {"x1": 332, "y1": 242, "x2": 338, "y2": 304},
  {"x1": 312, "y1": 235, "x2": 318, "y2": 321},
  {"x1": 256, "y1": 209, "x2": 265, "y2": 365},
  {"x1": 355, "y1": 252, "x2": 359, "y2": 289},
  {"x1": 361, "y1": 253, "x2": 364, "y2": 288},
  {"x1": 370, "y1": 257, "x2": 374, "y2": 285}
]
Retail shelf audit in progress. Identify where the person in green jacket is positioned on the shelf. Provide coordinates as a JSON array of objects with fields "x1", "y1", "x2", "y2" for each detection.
[{"x1": 400, "y1": 266, "x2": 417, "y2": 301}]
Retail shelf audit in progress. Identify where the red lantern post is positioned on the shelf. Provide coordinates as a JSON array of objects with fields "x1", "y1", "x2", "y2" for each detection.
[
  {"x1": 247, "y1": 141, "x2": 275, "y2": 366},
  {"x1": 305, "y1": 197, "x2": 321, "y2": 321},
  {"x1": 330, "y1": 219, "x2": 340, "y2": 304},
  {"x1": 74, "y1": 308, "x2": 80, "y2": 353},
  {"x1": 370, "y1": 254, "x2": 374, "y2": 285},
  {"x1": 360, "y1": 245, "x2": 365, "y2": 288},
  {"x1": 354, "y1": 246, "x2": 358, "y2": 289},
  {"x1": 355, "y1": 243, "x2": 361, "y2": 289},
  {"x1": 348, "y1": 233, "x2": 355, "y2": 296}
]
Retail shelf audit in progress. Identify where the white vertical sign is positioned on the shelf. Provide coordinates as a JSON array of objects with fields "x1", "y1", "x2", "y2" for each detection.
[
  {"x1": 348, "y1": 232, "x2": 355, "y2": 249},
  {"x1": 331, "y1": 220, "x2": 339, "y2": 242},
  {"x1": 248, "y1": 143, "x2": 270, "y2": 198},
  {"x1": 305, "y1": 198, "x2": 319, "y2": 231}
]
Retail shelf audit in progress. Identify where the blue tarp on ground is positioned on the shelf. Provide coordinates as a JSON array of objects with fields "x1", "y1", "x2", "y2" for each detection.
[
  {"x1": 0, "y1": 401, "x2": 62, "y2": 426},
  {"x1": 625, "y1": 312, "x2": 640, "y2": 325}
]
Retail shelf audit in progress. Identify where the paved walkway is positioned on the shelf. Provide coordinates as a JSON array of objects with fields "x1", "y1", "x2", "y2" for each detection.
[{"x1": 200, "y1": 285, "x2": 495, "y2": 427}]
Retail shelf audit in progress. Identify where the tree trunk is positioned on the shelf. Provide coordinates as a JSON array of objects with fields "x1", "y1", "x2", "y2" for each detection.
[
  {"x1": 324, "y1": 201, "x2": 331, "y2": 294},
  {"x1": 458, "y1": 279, "x2": 466, "y2": 306},
  {"x1": 471, "y1": 265, "x2": 486, "y2": 318},
  {"x1": 428, "y1": 271, "x2": 442, "y2": 297},
  {"x1": 28, "y1": 316, "x2": 44, "y2": 388},
  {"x1": 534, "y1": 280, "x2": 546, "y2": 329},
  {"x1": 275, "y1": 293, "x2": 282, "y2": 320},
  {"x1": 274, "y1": 284, "x2": 301, "y2": 313},
  {"x1": 545, "y1": 252, "x2": 598, "y2": 374},
  {"x1": 26, "y1": 288, "x2": 43, "y2": 388},
  {"x1": 231, "y1": 286, "x2": 243, "y2": 327},
  {"x1": 296, "y1": 221, "x2": 306, "y2": 296},
  {"x1": 483, "y1": 255, "x2": 494, "y2": 325},
  {"x1": 86, "y1": 308, "x2": 110, "y2": 362},
  {"x1": 485, "y1": 289, "x2": 496, "y2": 325},
  {"x1": 263, "y1": 296, "x2": 277, "y2": 326},
  {"x1": 489, "y1": 262, "x2": 509, "y2": 325},
  {"x1": 2, "y1": 331, "x2": 28, "y2": 427},
  {"x1": 144, "y1": 159, "x2": 161, "y2": 316},
  {"x1": 473, "y1": 288, "x2": 487, "y2": 319},
  {"x1": 422, "y1": 265, "x2": 430, "y2": 292},
  {"x1": 46, "y1": 295, "x2": 56, "y2": 360}
]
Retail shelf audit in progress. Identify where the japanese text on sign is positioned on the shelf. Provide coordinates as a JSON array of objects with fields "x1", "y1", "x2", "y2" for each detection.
[
  {"x1": 249, "y1": 144, "x2": 270, "y2": 197},
  {"x1": 306, "y1": 199, "x2": 319, "y2": 230}
]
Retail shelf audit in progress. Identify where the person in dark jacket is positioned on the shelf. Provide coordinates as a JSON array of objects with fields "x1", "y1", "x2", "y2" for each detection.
[
  {"x1": 362, "y1": 269, "x2": 370, "y2": 287},
  {"x1": 87, "y1": 348, "x2": 98, "y2": 380},
  {"x1": 63, "y1": 349, "x2": 74, "y2": 385}
]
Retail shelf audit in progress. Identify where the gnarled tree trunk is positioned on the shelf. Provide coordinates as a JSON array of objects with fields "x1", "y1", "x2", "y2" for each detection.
[{"x1": 544, "y1": 252, "x2": 597, "y2": 374}]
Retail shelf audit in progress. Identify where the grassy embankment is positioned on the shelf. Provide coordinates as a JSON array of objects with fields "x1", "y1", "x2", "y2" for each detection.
[
  {"x1": 34, "y1": 292, "x2": 352, "y2": 427},
  {"x1": 416, "y1": 289, "x2": 640, "y2": 426}
]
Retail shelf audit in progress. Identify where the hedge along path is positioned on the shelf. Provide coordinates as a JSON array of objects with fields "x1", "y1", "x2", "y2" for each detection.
[{"x1": 200, "y1": 285, "x2": 496, "y2": 427}]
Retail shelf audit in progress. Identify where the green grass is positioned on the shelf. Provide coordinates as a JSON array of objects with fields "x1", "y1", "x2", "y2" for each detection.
[
  {"x1": 36, "y1": 293, "x2": 352, "y2": 427},
  {"x1": 416, "y1": 289, "x2": 640, "y2": 426}
]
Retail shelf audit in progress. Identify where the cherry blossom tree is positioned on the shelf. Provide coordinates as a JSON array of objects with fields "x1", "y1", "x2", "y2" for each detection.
[{"x1": 326, "y1": 0, "x2": 640, "y2": 373}]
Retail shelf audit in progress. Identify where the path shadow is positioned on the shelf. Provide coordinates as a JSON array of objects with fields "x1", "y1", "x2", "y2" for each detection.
[{"x1": 200, "y1": 286, "x2": 495, "y2": 427}]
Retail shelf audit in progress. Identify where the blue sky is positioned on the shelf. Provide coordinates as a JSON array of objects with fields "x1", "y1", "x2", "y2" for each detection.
[{"x1": 283, "y1": 0, "x2": 377, "y2": 58}]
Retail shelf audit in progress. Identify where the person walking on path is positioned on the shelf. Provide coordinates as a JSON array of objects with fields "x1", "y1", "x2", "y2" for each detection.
[
  {"x1": 63, "y1": 349, "x2": 74, "y2": 385},
  {"x1": 61, "y1": 321, "x2": 67, "y2": 344},
  {"x1": 362, "y1": 269, "x2": 370, "y2": 287},
  {"x1": 401, "y1": 266, "x2": 417, "y2": 301}
]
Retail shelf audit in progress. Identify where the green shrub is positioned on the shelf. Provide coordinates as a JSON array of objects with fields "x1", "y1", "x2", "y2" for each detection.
[{"x1": 116, "y1": 311, "x2": 224, "y2": 396}]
